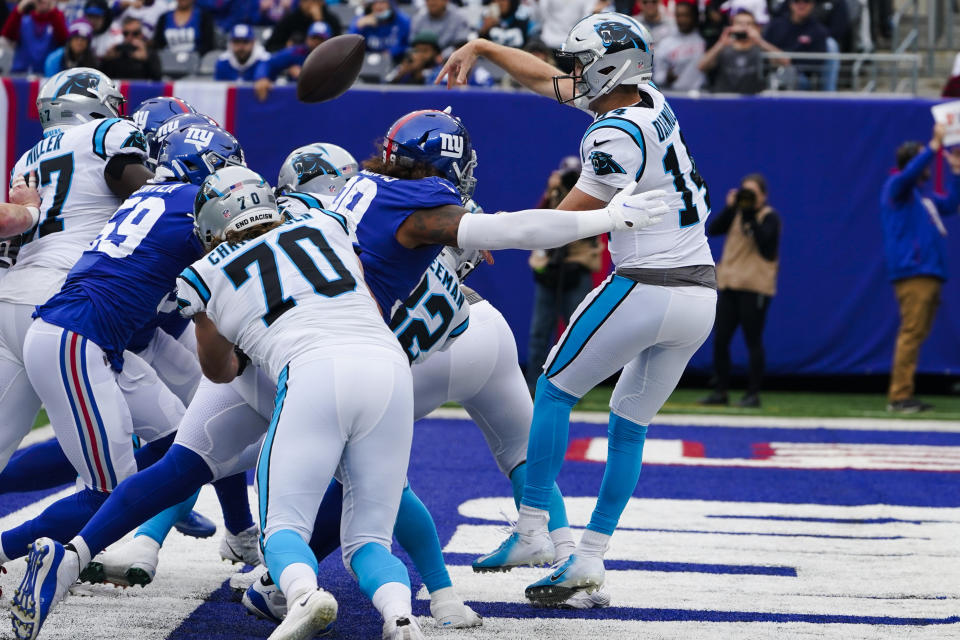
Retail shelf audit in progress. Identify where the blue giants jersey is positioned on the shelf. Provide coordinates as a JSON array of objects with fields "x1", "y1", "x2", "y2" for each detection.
[
  {"x1": 329, "y1": 171, "x2": 463, "y2": 318},
  {"x1": 36, "y1": 181, "x2": 205, "y2": 371}
]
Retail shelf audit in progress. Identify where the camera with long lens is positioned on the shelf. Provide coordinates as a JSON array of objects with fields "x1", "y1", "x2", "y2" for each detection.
[{"x1": 736, "y1": 187, "x2": 757, "y2": 212}]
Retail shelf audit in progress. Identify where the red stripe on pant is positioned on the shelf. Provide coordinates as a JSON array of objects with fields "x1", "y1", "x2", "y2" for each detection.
[{"x1": 68, "y1": 332, "x2": 109, "y2": 490}]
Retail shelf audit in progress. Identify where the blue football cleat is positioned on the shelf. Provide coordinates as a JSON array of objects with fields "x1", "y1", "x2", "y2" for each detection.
[
  {"x1": 11, "y1": 538, "x2": 79, "y2": 640},
  {"x1": 174, "y1": 510, "x2": 217, "y2": 538},
  {"x1": 524, "y1": 554, "x2": 605, "y2": 606}
]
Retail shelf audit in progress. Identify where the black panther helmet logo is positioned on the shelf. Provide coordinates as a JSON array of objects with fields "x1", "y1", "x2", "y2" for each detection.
[
  {"x1": 54, "y1": 72, "x2": 101, "y2": 99},
  {"x1": 293, "y1": 153, "x2": 339, "y2": 184},
  {"x1": 593, "y1": 21, "x2": 648, "y2": 53},
  {"x1": 590, "y1": 150, "x2": 626, "y2": 176}
]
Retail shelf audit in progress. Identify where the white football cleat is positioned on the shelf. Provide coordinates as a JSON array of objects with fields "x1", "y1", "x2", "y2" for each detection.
[
  {"x1": 472, "y1": 526, "x2": 554, "y2": 573},
  {"x1": 559, "y1": 585, "x2": 611, "y2": 609},
  {"x1": 220, "y1": 524, "x2": 261, "y2": 566},
  {"x1": 242, "y1": 570, "x2": 286, "y2": 624},
  {"x1": 525, "y1": 554, "x2": 605, "y2": 606},
  {"x1": 11, "y1": 538, "x2": 80, "y2": 640},
  {"x1": 230, "y1": 564, "x2": 267, "y2": 592},
  {"x1": 429, "y1": 587, "x2": 481, "y2": 628},
  {"x1": 382, "y1": 615, "x2": 426, "y2": 640},
  {"x1": 85, "y1": 535, "x2": 160, "y2": 587},
  {"x1": 267, "y1": 588, "x2": 337, "y2": 640}
]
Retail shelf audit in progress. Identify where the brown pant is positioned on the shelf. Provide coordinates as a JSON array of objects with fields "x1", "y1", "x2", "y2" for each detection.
[{"x1": 888, "y1": 276, "x2": 942, "y2": 402}]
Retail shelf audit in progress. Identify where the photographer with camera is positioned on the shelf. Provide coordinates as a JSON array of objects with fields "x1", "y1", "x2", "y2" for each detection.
[
  {"x1": 698, "y1": 9, "x2": 786, "y2": 94},
  {"x1": 100, "y1": 15, "x2": 161, "y2": 79},
  {"x1": 700, "y1": 174, "x2": 781, "y2": 408},
  {"x1": 525, "y1": 157, "x2": 603, "y2": 391}
]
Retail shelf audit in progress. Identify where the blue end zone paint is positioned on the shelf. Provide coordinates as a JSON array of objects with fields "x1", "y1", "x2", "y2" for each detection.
[
  {"x1": 443, "y1": 553, "x2": 798, "y2": 577},
  {"x1": 706, "y1": 515, "x2": 960, "y2": 525},
  {"x1": 72, "y1": 415, "x2": 957, "y2": 639}
]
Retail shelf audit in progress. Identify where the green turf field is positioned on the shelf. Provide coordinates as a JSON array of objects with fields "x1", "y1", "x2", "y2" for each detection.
[{"x1": 576, "y1": 387, "x2": 960, "y2": 419}]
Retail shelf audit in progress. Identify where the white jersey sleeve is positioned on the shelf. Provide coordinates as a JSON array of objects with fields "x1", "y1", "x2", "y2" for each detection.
[
  {"x1": 574, "y1": 119, "x2": 647, "y2": 203},
  {"x1": 0, "y1": 118, "x2": 148, "y2": 305},
  {"x1": 389, "y1": 250, "x2": 471, "y2": 365},
  {"x1": 574, "y1": 87, "x2": 714, "y2": 270},
  {"x1": 176, "y1": 264, "x2": 211, "y2": 319}
]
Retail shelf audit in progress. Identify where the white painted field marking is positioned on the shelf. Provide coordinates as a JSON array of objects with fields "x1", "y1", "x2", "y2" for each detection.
[{"x1": 439, "y1": 498, "x2": 960, "y2": 623}]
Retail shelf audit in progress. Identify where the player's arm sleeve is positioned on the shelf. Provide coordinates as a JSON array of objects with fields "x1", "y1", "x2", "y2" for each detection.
[
  {"x1": 98, "y1": 118, "x2": 149, "y2": 162},
  {"x1": 176, "y1": 264, "x2": 212, "y2": 318},
  {"x1": 456, "y1": 206, "x2": 618, "y2": 250},
  {"x1": 574, "y1": 125, "x2": 646, "y2": 204}
]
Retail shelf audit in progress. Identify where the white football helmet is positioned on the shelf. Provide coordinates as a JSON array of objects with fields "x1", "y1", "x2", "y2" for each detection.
[
  {"x1": 276, "y1": 143, "x2": 359, "y2": 198},
  {"x1": 37, "y1": 67, "x2": 124, "y2": 130},
  {"x1": 553, "y1": 13, "x2": 654, "y2": 110},
  {"x1": 194, "y1": 167, "x2": 281, "y2": 248}
]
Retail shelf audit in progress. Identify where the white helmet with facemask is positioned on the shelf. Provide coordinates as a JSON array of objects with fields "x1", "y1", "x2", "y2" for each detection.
[{"x1": 553, "y1": 13, "x2": 654, "y2": 110}]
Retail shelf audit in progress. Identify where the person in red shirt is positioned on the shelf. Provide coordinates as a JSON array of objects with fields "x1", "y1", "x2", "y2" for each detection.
[{"x1": 2, "y1": 0, "x2": 68, "y2": 73}]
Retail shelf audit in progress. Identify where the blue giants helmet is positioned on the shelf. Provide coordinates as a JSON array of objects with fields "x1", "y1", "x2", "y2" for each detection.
[
  {"x1": 381, "y1": 109, "x2": 477, "y2": 203},
  {"x1": 157, "y1": 124, "x2": 245, "y2": 185},
  {"x1": 131, "y1": 96, "x2": 196, "y2": 136}
]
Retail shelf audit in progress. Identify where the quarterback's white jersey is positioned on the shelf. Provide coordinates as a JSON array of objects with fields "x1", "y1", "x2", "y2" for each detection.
[
  {"x1": 390, "y1": 248, "x2": 471, "y2": 365},
  {"x1": 4, "y1": 117, "x2": 148, "y2": 304},
  {"x1": 176, "y1": 210, "x2": 402, "y2": 382},
  {"x1": 575, "y1": 85, "x2": 713, "y2": 270}
]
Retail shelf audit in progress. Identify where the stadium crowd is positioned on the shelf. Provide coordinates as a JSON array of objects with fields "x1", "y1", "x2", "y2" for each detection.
[{"x1": 0, "y1": 0, "x2": 884, "y2": 93}]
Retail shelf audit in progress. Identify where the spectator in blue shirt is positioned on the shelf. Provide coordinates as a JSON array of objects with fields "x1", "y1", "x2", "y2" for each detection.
[
  {"x1": 196, "y1": 0, "x2": 258, "y2": 32},
  {"x1": 254, "y1": 19, "x2": 329, "y2": 100},
  {"x1": 153, "y1": 0, "x2": 216, "y2": 54},
  {"x1": 44, "y1": 17, "x2": 97, "y2": 75},
  {"x1": 215, "y1": 23, "x2": 269, "y2": 81},
  {"x1": 880, "y1": 123, "x2": 960, "y2": 413},
  {"x1": 349, "y1": 0, "x2": 409, "y2": 62}
]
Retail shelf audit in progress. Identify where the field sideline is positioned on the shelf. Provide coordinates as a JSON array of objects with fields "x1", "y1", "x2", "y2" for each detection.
[{"x1": 5, "y1": 403, "x2": 960, "y2": 640}]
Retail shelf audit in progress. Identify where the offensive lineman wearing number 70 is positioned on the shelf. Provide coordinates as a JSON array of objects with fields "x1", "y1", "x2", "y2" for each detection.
[{"x1": 438, "y1": 12, "x2": 719, "y2": 603}]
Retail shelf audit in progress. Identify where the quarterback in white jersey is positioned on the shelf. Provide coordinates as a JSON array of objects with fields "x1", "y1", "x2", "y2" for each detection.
[
  {"x1": 178, "y1": 167, "x2": 422, "y2": 640},
  {"x1": 440, "y1": 12, "x2": 719, "y2": 602},
  {"x1": 0, "y1": 68, "x2": 152, "y2": 473}
]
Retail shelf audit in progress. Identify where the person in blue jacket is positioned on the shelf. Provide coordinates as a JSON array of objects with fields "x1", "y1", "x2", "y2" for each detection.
[
  {"x1": 253, "y1": 19, "x2": 329, "y2": 100},
  {"x1": 880, "y1": 122, "x2": 960, "y2": 413},
  {"x1": 214, "y1": 23, "x2": 269, "y2": 81},
  {"x1": 44, "y1": 17, "x2": 97, "y2": 75},
  {"x1": 349, "y1": 0, "x2": 409, "y2": 62}
]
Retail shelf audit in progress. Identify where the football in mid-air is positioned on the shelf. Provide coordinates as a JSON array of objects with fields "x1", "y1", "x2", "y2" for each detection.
[{"x1": 297, "y1": 34, "x2": 366, "y2": 104}]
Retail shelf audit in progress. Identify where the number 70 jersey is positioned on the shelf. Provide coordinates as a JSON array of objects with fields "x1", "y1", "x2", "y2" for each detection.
[
  {"x1": 176, "y1": 210, "x2": 404, "y2": 383},
  {"x1": 4, "y1": 117, "x2": 148, "y2": 305},
  {"x1": 575, "y1": 86, "x2": 714, "y2": 270}
]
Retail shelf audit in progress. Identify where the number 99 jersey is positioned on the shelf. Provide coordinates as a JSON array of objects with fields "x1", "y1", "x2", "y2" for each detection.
[
  {"x1": 4, "y1": 117, "x2": 148, "y2": 305},
  {"x1": 176, "y1": 210, "x2": 403, "y2": 383},
  {"x1": 574, "y1": 85, "x2": 714, "y2": 270}
]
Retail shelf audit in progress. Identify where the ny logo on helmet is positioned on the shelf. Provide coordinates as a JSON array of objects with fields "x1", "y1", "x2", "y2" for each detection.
[
  {"x1": 594, "y1": 20, "x2": 648, "y2": 53},
  {"x1": 293, "y1": 153, "x2": 339, "y2": 182},
  {"x1": 439, "y1": 133, "x2": 464, "y2": 159},
  {"x1": 184, "y1": 127, "x2": 215, "y2": 151},
  {"x1": 54, "y1": 72, "x2": 101, "y2": 99},
  {"x1": 133, "y1": 110, "x2": 149, "y2": 129}
]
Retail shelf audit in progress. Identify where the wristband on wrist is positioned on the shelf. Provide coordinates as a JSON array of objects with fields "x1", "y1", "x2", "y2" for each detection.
[{"x1": 25, "y1": 206, "x2": 40, "y2": 227}]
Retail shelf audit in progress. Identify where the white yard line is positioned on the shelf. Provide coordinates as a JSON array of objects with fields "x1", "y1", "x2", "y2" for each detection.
[{"x1": 425, "y1": 408, "x2": 960, "y2": 433}]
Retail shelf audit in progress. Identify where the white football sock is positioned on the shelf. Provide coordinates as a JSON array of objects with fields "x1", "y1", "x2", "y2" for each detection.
[
  {"x1": 278, "y1": 562, "x2": 318, "y2": 604},
  {"x1": 577, "y1": 529, "x2": 611, "y2": 559},
  {"x1": 517, "y1": 504, "x2": 549, "y2": 534},
  {"x1": 550, "y1": 526, "x2": 576, "y2": 563},
  {"x1": 372, "y1": 581, "x2": 412, "y2": 621},
  {"x1": 68, "y1": 536, "x2": 91, "y2": 568}
]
